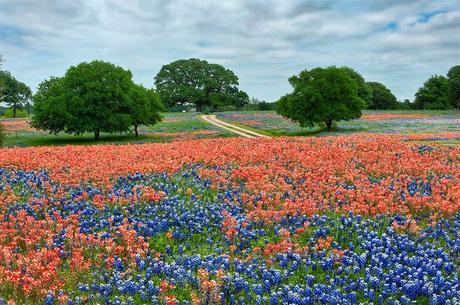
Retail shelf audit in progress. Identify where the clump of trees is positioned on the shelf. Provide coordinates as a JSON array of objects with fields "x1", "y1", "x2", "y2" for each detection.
[
  {"x1": 277, "y1": 66, "x2": 365, "y2": 131},
  {"x1": 155, "y1": 58, "x2": 249, "y2": 112},
  {"x1": 366, "y1": 82, "x2": 399, "y2": 110},
  {"x1": 413, "y1": 66, "x2": 459, "y2": 110},
  {"x1": 413, "y1": 75, "x2": 449, "y2": 110},
  {"x1": 448, "y1": 66, "x2": 460, "y2": 110},
  {"x1": 32, "y1": 60, "x2": 163, "y2": 140},
  {"x1": 244, "y1": 98, "x2": 277, "y2": 111}
]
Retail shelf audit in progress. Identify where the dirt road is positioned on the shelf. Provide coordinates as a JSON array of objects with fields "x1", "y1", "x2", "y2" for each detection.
[{"x1": 201, "y1": 115, "x2": 271, "y2": 138}]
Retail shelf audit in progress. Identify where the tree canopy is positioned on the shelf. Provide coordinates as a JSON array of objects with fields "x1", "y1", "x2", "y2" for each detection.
[
  {"x1": 414, "y1": 75, "x2": 449, "y2": 110},
  {"x1": 154, "y1": 58, "x2": 249, "y2": 111},
  {"x1": 128, "y1": 84, "x2": 163, "y2": 137},
  {"x1": 340, "y1": 67, "x2": 372, "y2": 106},
  {"x1": 447, "y1": 65, "x2": 460, "y2": 110},
  {"x1": 367, "y1": 81, "x2": 399, "y2": 110},
  {"x1": 0, "y1": 70, "x2": 32, "y2": 118},
  {"x1": 277, "y1": 66, "x2": 365, "y2": 131},
  {"x1": 32, "y1": 60, "x2": 163, "y2": 140}
]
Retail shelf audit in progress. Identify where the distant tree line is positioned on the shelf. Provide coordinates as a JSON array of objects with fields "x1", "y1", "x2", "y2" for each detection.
[
  {"x1": 275, "y1": 65, "x2": 460, "y2": 131},
  {"x1": 0, "y1": 53, "x2": 459, "y2": 141}
]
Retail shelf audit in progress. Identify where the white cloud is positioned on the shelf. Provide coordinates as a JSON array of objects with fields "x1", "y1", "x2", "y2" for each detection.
[{"x1": 0, "y1": 0, "x2": 458, "y2": 102}]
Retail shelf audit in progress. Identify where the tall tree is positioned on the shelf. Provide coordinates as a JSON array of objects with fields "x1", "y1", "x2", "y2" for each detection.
[
  {"x1": 128, "y1": 84, "x2": 163, "y2": 137},
  {"x1": 155, "y1": 58, "x2": 248, "y2": 111},
  {"x1": 0, "y1": 71, "x2": 32, "y2": 118},
  {"x1": 366, "y1": 82, "x2": 399, "y2": 110},
  {"x1": 277, "y1": 66, "x2": 365, "y2": 131},
  {"x1": 414, "y1": 75, "x2": 449, "y2": 110},
  {"x1": 447, "y1": 65, "x2": 460, "y2": 110}
]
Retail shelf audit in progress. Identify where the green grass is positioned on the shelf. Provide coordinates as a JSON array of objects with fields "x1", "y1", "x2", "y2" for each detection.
[
  {"x1": 2, "y1": 110, "x2": 460, "y2": 147},
  {"x1": 0, "y1": 112, "x2": 233, "y2": 147}
]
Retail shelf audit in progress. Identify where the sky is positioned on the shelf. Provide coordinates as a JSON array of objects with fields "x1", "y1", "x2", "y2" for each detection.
[{"x1": 0, "y1": 0, "x2": 459, "y2": 102}]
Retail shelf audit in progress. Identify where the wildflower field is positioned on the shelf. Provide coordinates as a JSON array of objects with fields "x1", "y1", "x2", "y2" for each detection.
[
  {"x1": 0, "y1": 132, "x2": 459, "y2": 305},
  {"x1": 216, "y1": 111, "x2": 460, "y2": 136}
]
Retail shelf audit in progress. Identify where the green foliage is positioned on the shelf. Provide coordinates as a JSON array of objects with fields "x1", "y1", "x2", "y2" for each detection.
[
  {"x1": 340, "y1": 67, "x2": 372, "y2": 105},
  {"x1": 155, "y1": 58, "x2": 249, "y2": 111},
  {"x1": 244, "y1": 98, "x2": 277, "y2": 111},
  {"x1": 32, "y1": 60, "x2": 163, "y2": 140},
  {"x1": 367, "y1": 81, "x2": 399, "y2": 110},
  {"x1": 414, "y1": 75, "x2": 449, "y2": 110},
  {"x1": 31, "y1": 77, "x2": 69, "y2": 134},
  {"x1": 447, "y1": 65, "x2": 460, "y2": 110},
  {"x1": 128, "y1": 84, "x2": 163, "y2": 137},
  {"x1": 0, "y1": 70, "x2": 32, "y2": 118},
  {"x1": 277, "y1": 66, "x2": 365, "y2": 131},
  {"x1": 396, "y1": 99, "x2": 413, "y2": 110},
  {"x1": 3, "y1": 108, "x2": 28, "y2": 118},
  {"x1": 202, "y1": 106, "x2": 212, "y2": 114}
]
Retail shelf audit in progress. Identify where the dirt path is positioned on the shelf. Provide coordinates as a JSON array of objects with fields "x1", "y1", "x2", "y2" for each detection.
[{"x1": 201, "y1": 115, "x2": 271, "y2": 138}]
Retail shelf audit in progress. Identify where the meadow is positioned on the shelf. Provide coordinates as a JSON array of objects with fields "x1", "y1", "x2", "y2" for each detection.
[
  {"x1": 0, "y1": 112, "x2": 459, "y2": 305},
  {"x1": 216, "y1": 110, "x2": 460, "y2": 138},
  {"x1": 0, "y1": 112, "x2": 231, "y2": 147}
]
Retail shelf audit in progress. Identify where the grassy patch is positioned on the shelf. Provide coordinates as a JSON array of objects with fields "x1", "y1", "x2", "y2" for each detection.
[{"x1": 0, "y1": 112, "x2": 234, "y2": 147}]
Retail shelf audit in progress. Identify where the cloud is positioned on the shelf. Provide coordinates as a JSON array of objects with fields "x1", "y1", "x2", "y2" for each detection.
[{"x1": 0, "y1": 0, "x2": 458, "y2": 102}]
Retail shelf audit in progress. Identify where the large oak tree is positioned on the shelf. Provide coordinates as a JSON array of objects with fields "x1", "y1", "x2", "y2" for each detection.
[
  {"x1": 32, "y1": 60, "x2": 163, "y2": 140},
  {"x1": 154, "y1": 58, "x2": 248, "y2": 111}
]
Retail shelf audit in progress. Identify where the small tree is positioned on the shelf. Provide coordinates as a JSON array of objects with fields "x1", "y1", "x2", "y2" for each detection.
[
  {"x1": 277, "y1": 66, "x2": 365, "y2": 131},
  {"x1": 367, "y1": 82, "x2": 399, "y2": 110},
  {"x1": 414, "y1": 75, "x2": 449, "y2": 110},
  {"x1": 128, "y1": 84, "x2": 163, "y2": 137},
  {"x1": 447, "y1": 65, "x2": 460, "y2": 110},
  {"x1": 0, "y1": 71, "x2": 32, "y2": 118}
]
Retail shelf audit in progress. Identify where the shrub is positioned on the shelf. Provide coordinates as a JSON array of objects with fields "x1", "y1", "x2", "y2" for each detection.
[{"x1": 3, "y1": 108, "x2": 27, "y2": 118}]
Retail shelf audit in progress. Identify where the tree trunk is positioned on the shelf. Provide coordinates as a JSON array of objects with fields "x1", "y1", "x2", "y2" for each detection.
[
  {"x1": 326, "y1": 119, "x2": 333, "y2": 132},
  {"x1": 134, "y1": 124, "x2": 139, "y2": 137},
  {"x1": 94, "y1": 129, "x2": 100, "y2": 141}
]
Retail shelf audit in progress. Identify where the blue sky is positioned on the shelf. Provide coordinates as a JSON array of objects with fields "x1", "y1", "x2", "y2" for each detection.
[{"x1": 0, "y1": 0, "x2": 459, "y2": 102}]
